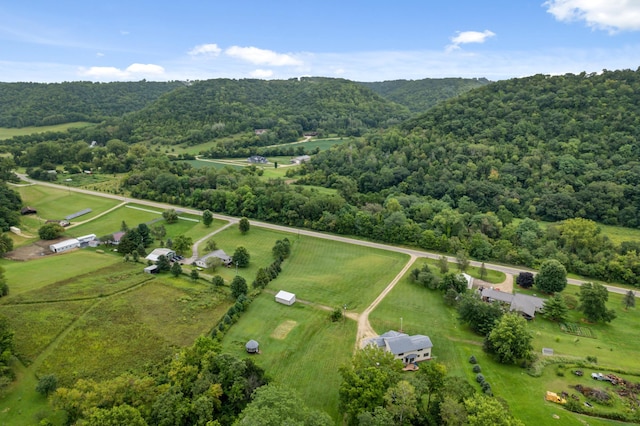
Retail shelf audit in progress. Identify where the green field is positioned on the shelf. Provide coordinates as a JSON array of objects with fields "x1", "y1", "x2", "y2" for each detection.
[
  {"x1": 369, "y1": 260, "x2": 638, "y2": 426},
  {"x1": 220, "y1": 293, "x2": 357, "y2": 421},
  {"x1": 0, "y1": 122, "x2": 94, "y2": 140}
]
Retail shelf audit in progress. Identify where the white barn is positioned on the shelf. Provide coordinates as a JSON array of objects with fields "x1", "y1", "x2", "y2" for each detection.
[
  {"x1": 49, "y1": 238, "x2": 80, "y2": 253},
  {"x1": 275, "y1": 290, "x2": 296, "y2": 306},
  {"x1": 145, "y1": 248, "x2": 176, "y2": 263}
]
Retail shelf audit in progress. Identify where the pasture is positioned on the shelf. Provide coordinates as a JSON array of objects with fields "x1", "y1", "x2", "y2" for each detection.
[
  {"x1": 220, "y1": 292, "x2": 356, "y2": 421},
  {"x1": 0, "y1": 122, "x2": 94, "y2": 140},
  {"x1": 369, "y1": 258, "x2": 639, "y2": 426}
]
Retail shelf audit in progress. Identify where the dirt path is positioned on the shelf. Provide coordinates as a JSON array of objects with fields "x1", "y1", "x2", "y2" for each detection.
[
  {"x1": 474, "y1": 272, "x2": 514, "y2": 293},
  {"x1": 354, "y1": 254, "x2": 418, "y2": 351}
]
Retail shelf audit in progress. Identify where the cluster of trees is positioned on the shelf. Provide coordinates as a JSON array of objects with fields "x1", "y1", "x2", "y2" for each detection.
[
  {"x1": 118, "y1": 160, "x2": 640, "y2": 287},
  {"x1": 0, "y1": 81, "x2": 183, "y2": 128},
  {"x1": 339, "y1": 346, "x2": 523, "y2": 425},
  {"x1": 298, "y1": 69, "x2": 640, "y2": 227},
  {"x1": 0, "y1": 160, "x2": 21, "y2": 235},
  {"x1": 0, "y1": 311, "x2": 14, "y2": 395},
  {"x1": 48, "y1": 336, "x2": 269, "y2": 425},
  {"x1": 360, "y1": 77, "x2": 491, "y2": 113}
]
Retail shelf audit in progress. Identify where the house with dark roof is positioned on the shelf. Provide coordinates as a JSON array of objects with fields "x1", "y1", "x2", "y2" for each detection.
[
  {"x1": 365, "y1": 330, "x2": 433, "y2": 364},
  {"x1": 481, "y1": 288, "x2": 546, "y2": 319}
]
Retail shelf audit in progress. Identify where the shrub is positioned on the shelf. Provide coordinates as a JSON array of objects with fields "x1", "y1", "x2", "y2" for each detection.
[
  {"x1": 469, "y1": 355, "x2": 477, "y2": 364},
  {"x1": 36, "y1": 374, "x2": 58, "y2": 395},
  {"x1": 472, "y1": 365, "x2": 482, "y2": 373},
  {"x1": 476, "y1": 373, "x2": 485, "y2": 384},
  {"x1": 330, "y1": 308, "x2": 343, "y2": 322},
  {"x1": 586, "y1": 356, "x2": 598, "y2": 364}
]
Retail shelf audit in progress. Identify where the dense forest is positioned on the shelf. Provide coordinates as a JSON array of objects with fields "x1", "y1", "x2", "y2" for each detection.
[
  {"x1": 301, "y1": 69, "x2": 640, "y2": 227},
  {"x1": 0, "y1": 81, "x2": 184, "y2": 128},
  {"x1": 360, "y1": 77, "x2": 491, "y2": 113},
  {"x1": 119, "y1": 77, "x2": 411, "y2": 145}
]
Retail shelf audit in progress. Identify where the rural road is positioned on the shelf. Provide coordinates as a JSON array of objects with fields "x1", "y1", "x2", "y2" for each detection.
[{"x1": 15, "y1": 174, "x2": 637, "y2": 300}]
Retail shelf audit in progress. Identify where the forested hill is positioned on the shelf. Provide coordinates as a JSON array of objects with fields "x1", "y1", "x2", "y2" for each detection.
[
  {"x1": 302, "y1": 68, "x2": 640, "y2": 228},
  {"x1": 122, "y1": 77, "x2": 411, "y2": 144},
  {"x1": 360, "y1": 77, "x2": 491, "y2": 113},
  {"x1": 0, "y1": 81, "x2": 184, "y2": 128}
]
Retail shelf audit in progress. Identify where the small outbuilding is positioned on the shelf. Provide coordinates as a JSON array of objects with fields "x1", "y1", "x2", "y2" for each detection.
[
  {"x1": 275, "y1": 290, "x2": 296, "y2": 306},
  {"x1": 245, "y1": 339, "x2": 260, "y2": 354},
  {"x1": 21, "y1": 206, "x2": 37, "y2": 215},
  {"x1": 144, "y1": 265, "x2": 159, "y2": 274}
]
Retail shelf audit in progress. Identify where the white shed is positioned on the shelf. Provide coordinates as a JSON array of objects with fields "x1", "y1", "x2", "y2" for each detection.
[{"x1": 275, "y1": 290, "x2": 296, "y2": 306}]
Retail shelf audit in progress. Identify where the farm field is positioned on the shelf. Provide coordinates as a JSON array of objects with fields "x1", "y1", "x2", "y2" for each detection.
[
  {"x1": 220, "y1": 292, "x2": 356, "y2": 421},
  {"x1": 369, "y1": 258, "x2": 639, "y2": 426},
  {"x1": 0, "y1": 122, "x2": 94, "y2": 140}
]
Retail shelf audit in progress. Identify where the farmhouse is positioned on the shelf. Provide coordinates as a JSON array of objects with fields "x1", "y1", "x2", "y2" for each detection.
[
  {"x1": 145, "y1": 248, "x2": 176, "y2": 263},
  {"x1": 195, "y1": 249, "x2": 233, "y2": 268},
  {"x1": 49, "y1": 238, "x2": 80, "y2": 253},
  {"x1": 481, "y1": 288, "x2": 546, "y2": 319},
  {"x1": 365, "y1": 330, "x2": 433, "y2": 364},
  {"x1": 247, "y1": 155, "x2": 268, "y2": 164},
  {"x1": 290, "y1": 155, "x2": 311, "y2": 165},
  {"x1": 275, "y1": 290, "x2": 296, "y2": 306}
]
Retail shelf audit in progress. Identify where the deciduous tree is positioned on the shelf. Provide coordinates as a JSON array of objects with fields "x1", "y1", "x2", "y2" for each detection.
[
  {"x1": 0, "y1": 233, "x2": 13, "y2": 257},
  {"x1": 38, "y1": 223, "x2": 65, "y2": 240},
  {"x1": 162, "y1": 209, "x2": 178, "y2": 224},
  {"x1": 233, "y1": 246, "x2": 250, "y2": 267},
  {"x1": 579, "y1": 282, "x2": 616, "y2": 323},
  {"x1": 516, "y1": 272, "x2": 534, "y2": 289},
  {"x1": 170, "y1": 262, "x2": 182, "y2": 277},
  {"x1": 202, "y1": 209, "x2": 213, "y2": 227},
  {"x1": 484, "y1": 313, "x2": 533, "y2": 364},
  {"x1": 623, "y1": 290, "x2": 636, "y2": 310},
  {"x1": 172, "y1": 235, "x2": 193, "y2": 256},
  {"x1": 534, "y1": 259, "x2": 567, "y2": 294},
  {"x1": 239, "y1": 217, "x2": 250, "y2": 234},
  {"x1": 230, "y1": 276, "x2": 248, "y2": 299}
]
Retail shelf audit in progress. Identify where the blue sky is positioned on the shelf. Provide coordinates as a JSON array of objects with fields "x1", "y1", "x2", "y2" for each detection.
[{"x1": 1, "y1": 0, "x2": 640, "y2": 82}]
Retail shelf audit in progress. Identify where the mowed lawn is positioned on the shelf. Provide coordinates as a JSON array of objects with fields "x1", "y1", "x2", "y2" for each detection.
[
  {"x1": 0, "y1": 122, "x2": 94, "y2": 140},
  {"x1": 17, "y1": 185, "x2": 121, "y2": 225},
  {"x1": 369, "y1": 260, "x2": 630, "y2": 426},
  {"x1": 220, "y1": 293, "x2": 356, "y2": 421}
]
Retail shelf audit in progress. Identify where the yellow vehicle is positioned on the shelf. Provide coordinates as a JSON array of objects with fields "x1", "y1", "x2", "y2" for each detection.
[{"x1": 545, "y1": 391, "x2": 567, "y2": 404}]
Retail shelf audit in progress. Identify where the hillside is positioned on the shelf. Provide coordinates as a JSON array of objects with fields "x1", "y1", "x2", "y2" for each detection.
[
  {"x1": 122, "y1": 77, "x2": 411, "y2": 144},
  {"x1": 360, "y1": 77, "x2": 491, "y2": 113},
  {"x1": 0, "y1": 81, "x2": 184, "y2": 128},
  {"x1": 302, "y1": 69, "x2": 640, "y2": 228}
]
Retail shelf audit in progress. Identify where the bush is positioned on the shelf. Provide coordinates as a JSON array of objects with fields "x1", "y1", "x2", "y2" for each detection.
[
  {"x1": 472, "y1": 365, "x2": 482, "y2": 373},
  {"x1": 469, "y1": 355, "x2": 477, "y2": 364},
  {"x1": 586, "y1": 356, "x2": 598, "y2": 364},
  {"x1": 516, "y1": 272, "x2": 534, "y2": 289},
  {"x1": 330, "y1": 307, "x2": 343, "y2": 322},
  {"x1": 476, "y1": 373, "x2": 485, "y2": 384},
  {"x1": 36, "y1": 374, "x2": 58, "y2": 395}
]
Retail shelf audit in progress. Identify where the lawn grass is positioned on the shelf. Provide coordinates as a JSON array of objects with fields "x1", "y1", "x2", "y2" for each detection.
[
  {"x1": 0, "y1": 251, "x2": 122, "y2": 296},
  {"x1": 16, "y1": 185, "x2": 121, "y2": 228},
  {"x1": 0, "y1": 122, "x2": 94, "y2": 140},
  {"x1": 220, "y1": 292, "x2": 356, "y2": 421},
  {"x1": 68, "y1": 204, "x2": 161, "y2": 237}
]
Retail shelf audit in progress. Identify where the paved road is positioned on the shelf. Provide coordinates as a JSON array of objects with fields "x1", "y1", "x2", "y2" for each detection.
[{"x1": 15, "y1": 174, "x2": 636, "y2": 297}]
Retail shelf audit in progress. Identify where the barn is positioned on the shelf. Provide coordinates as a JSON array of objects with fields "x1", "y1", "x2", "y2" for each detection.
[
  {"x1": 275, "y1": 290, "x2": 296, "y2": 306},
  {"x1": 49, "y1": 238, "x2": 80, "y2": 253}
]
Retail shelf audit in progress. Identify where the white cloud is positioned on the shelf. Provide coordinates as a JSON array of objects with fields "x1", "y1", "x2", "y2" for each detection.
[
  {"x1": 249, "y1": 69, "x2": 274, "y2": 78},
  {"x1": 447, "y1": 30, "x2": 496, "y2": 51},
  {"x1": 188, "y1": 43, "x2": 222, "y2": 56},
  {"x1": 96, "y1": 52, "x2": 104, "y2": 57},
  {"x1": 544, "y1": 0, "x2": 640, "y2": 32},
  {"x1": 78, "y1": 63, "x2": 165, "y2": 80},
  {"x1": 225, "y1": 46, "x2": 303, "y2": 66}
]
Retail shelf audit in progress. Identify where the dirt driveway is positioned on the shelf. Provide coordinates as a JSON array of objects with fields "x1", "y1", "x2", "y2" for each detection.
[{"x1": 4, "y1": 238, "x2": 65, "y2": 261}]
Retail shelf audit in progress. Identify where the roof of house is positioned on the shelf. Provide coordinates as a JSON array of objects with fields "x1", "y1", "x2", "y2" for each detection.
[
  {"x1": 481, "y1": 288, "x2": 546, "y2": 318},
  {"x1": 385, "y1": 334, "x2": 433, "y2": 355},
  {"x1": 196, "y1": 249, "x2": 231, "y2": 264},
  {"x1": 275, "y1": 290, "x2": 295, "y2": 301},
  {"x1": 112, "y1": 231, "x2": 125, "y2": 242}
]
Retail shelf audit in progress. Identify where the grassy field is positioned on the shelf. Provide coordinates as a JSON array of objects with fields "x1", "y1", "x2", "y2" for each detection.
[
  {"x1": 369, "y1": 258, "x2": 636, "y2": 426},
  {"x1": 0, "y1": 122, "x2": 94, "y2": 140},
  {"x1": 220, "y1": 292, "x2": 357, "y2": 421}
]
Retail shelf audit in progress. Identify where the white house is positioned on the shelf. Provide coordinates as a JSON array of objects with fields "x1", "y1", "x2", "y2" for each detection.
[
  {"x1": 275, "y1": 290, "x2": 296, "y2": 306},
  {"x1": 49, "y1": 238, "x2": 80, "y2": 253},
  {"x1": 290, "y1": 155, "x2": 311, "y2": 165},
  {"x1": 365, "y1": 330, "x2": 433, "y2": 364},
  {"x1": 145, "y1": 248, "x2": 176, "y2": 263},
  {"x1": 195, "y1": 249, "x2": 232, "y2": 268}
]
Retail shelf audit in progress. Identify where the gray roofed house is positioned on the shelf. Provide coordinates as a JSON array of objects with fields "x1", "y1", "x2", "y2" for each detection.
[
  {"x1": 195, "y1": 249, "x2": 232, "y2": 268},
  {"x1": 481, "y1": 288, "x2": 546, "y2": 319},
  {"x1": 365, "y1": 330, "x2": 433, "y2": 364}
]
